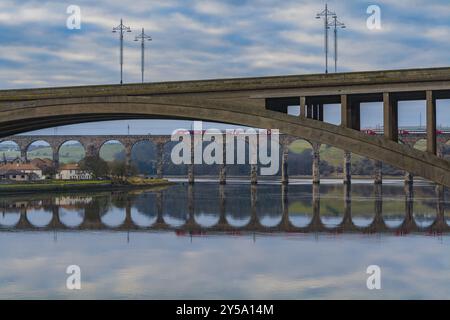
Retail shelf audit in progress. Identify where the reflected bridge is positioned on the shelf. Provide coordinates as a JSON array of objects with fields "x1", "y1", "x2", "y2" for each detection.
[{"x1": 0, "y1": 183, "x2": 448, "y2": 236}]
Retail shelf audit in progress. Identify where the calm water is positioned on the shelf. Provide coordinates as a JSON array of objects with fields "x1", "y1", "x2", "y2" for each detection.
[{"x1": 0, "y1": 181, "x2": 450, "y2": 299}]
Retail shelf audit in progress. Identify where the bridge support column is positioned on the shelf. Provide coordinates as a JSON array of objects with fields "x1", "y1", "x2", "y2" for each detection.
[
  {"x1": 373, "y1": 160, "x2": 382, "y2": 184},
  {"x1": 311, "y1": 183, "x2": 321, "y2": 228},
  {"x1": 281, "y1": 143, "x2": 289, "y2": 184},
  {"x1": 86, "y1": 144, "x2": 98, "y2": 158},
  {"x1": 156, "y1": 142, "x2": 164, "y2": 179},
  {"x1": 383, "y1": 92, "x2": 399, "y2": 142},
  {"x1": 125, "y1": 149, "x2": 132, "y2": 177},
  {"x1": 52, "y1": 150, "x2": 59, "y2": 168},
  {"x1": 426, "y1": 90, "x2": 437, "y2": 155},
  {"x1": 188, "y1": 135, "x2": 195, "y2": 184},
  {"x1": 312, "y1": 143, "x2": 320, "y2": 184},
  {"x1": 187, "y1": 184, "x2": 195, "y2": 225},
  {"x1": 251, "y1": 164, "x2": 258, "y2": 184},
  {"x1": 156, "y1": 191, "x2": 164, "y2": 225},
  {"x1": 219, "y1": 140, "x2": 226, "y2": 184},
  {"x1": 219, "y1": 164, "x2": 226, "y2": 185},
  {"x1": 218, "y1": 184, "x2": 227, "y2": 225},
  {"x1": 341, "y1": 94, "x2": 360, "y2": 130},
  {"x1": 20, "y1": 147, "x2": 27, "y2": 162},
  {"x1": 188, "y1": 165, "x2": 194, "y2": 184},
  {"x1": 343, "y1": 151, "x2": 351, "y2": 184},
  {"x1": 300, "y1": 96, "x2": 306, "y2": 119}
]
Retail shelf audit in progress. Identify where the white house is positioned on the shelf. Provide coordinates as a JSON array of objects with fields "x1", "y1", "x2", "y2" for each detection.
[{"x1": 56, "y1": 164, "x2": 93, "y2": 180}]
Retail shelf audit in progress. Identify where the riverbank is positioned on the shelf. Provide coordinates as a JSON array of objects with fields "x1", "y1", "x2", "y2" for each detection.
[{"x1": 0, "y1": 178, "x2": 175, "y2": 194}]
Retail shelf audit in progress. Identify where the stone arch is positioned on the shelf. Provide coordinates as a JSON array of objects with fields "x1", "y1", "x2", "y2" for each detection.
[
  {"x1": 318, "y1": 144, "x2": 343, "y2": 178},
  {"x1": 0, "y1": 140, "x2": 20, "y2": 161},
  {"x1": 99, "y1": 140, "x2": 125, "y2": 162},
  {"x1": 130, "y1": 139, "x2": 157, "y2": 176},
  {"x1": 57, "y1": 140, "x2": 86, "y2": 164},
  {"x1": 286, "y1": 138, "x2": 313, "y2": 177},
  {"x1": 26, "y1": 140, "x2": 53, "y2": 160}
]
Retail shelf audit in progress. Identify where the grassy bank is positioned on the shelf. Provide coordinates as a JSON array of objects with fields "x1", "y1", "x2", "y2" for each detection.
[{"x1": 0, "y1": 178, "x2": 174, "y2": 194}]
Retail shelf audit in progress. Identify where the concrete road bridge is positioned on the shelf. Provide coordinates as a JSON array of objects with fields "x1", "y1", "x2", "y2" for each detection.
[{"x1": 1, "y1": 67, "x2": 450, "y2": 186}]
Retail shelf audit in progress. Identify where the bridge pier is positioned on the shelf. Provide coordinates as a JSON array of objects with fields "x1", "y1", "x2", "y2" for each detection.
[
  {"x1": 52, "y1": 149, "x2": 59, "y2": 168},
  {"x1": 250, "y1": 164, "x2": 258, "y2": 184},
  {"x1": 219, "y1": 143, "x2": 226, "y2": 184},
  {"x1": 156, "y1": 142, "x2": 164, "y2": 179},
  {"x1": 187, "y1": 184, "x2": 195, "y2": 225},
  {"x1": 426, "y1": 90, "x2": 437, "y2": 155},
  {"x1": 312, "y1": 143, "x2": 321, "y2": 184},
  {"x1": 383, "y1": 92, "x2": 399, "y2": 142},
  {"x1": 219, "y1": 164, "x2": 226, "y2": 185},
  {"x1": 281, "y1": 143, "x2": 289, "y2": 184},
  {"x1": 373, "y1": 160, "x2": 382, "y2": 184},
  {"x1": 404, "y1": 171, "x2": 414, "y2": 185},
  {"x1": 125, "y1": 147, "x2": 132, "y2": 176},
  {"x1": 310, "y1": 184, "x2": 321, "y2": 228},
  {"x1": 343, "y1": 151, "x2": 351, "y2": 184},
  {"x1": 20, "y1": 147, "x2": 27, "y2": 161},
  {"x1": 188, "y1": 137, "x2": 195, "y2": 184},
  {"x1": 155, "y1": 191, "x2": 165, "y2": 225},
  {"x1": 342, "y1": 183, "x2": 352, "y2": 227}
]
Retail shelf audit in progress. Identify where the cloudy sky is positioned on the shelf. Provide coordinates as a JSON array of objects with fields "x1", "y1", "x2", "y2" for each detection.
[{"x1": 1, "y1": 0, "x2": 450, "y2": 133}]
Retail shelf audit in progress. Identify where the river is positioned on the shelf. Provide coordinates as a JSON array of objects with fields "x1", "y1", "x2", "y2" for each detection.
[{"x1": 0, "y1": 181, "x2": 449, "y2": 299}]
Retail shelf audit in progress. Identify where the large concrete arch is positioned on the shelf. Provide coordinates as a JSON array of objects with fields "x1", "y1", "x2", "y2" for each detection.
[{"x1": 1, "y1": 95, "x2": 450, "y2": 186}]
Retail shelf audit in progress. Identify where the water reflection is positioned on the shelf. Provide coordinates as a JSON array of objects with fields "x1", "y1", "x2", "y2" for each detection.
[{"x1": 0, "y1": 182, "x2": 448, "y2": 235}]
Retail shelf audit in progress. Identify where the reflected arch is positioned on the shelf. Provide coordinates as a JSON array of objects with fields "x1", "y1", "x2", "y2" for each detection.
[
  {"x1": 412, "y1": 186, "x2": 437, "y2": 228},
  {"x1": 0, "y1": 211, "x2": 21, "y2": 227},
  {"x1": 319, "y1": 185, "x2": 344, "y2": 227},
  {"x1": 193, "y1": 185, "x2": 220, "y2": 227},
  {"x1": 100, "y1": 207, "x2": 126, "y2": 228},
  {"x1": 256, "y1": 185, "x2": 282, "y2": 227},
  {"x1": 27, "y1": 209, "x2": 53, "y2": 227},
  {"x1": 350, "y1": 185, "x2": 376, "y2": 227},
  {"x1": 382, "y1": 199, "x2": 406, "y2": 229},
  {"x1": 130, "y1": 193, "x2": 158, "y2": 227},
  {"x1": 59, "y1": 207, "x2": 85, "y2": 228}
]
